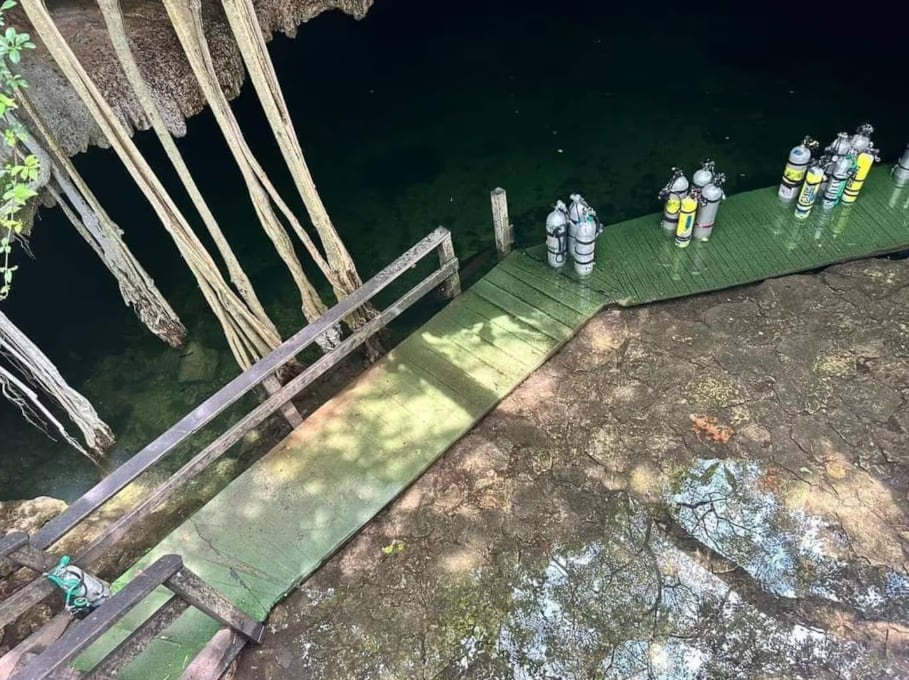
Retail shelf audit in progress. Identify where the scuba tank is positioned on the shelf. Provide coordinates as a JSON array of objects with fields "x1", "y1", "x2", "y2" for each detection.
[
  {"x1": 849, "y1": 123, "x2": 874, "y2": 154},
  {"x1": 822, "y1": 154, "x2": 855, "y2": 209},
  {"x1": 675, "y1": 192, "x2": 697, "y2": 248},
  {"x1": 692, "y1": 160, "x2": 715, "y2": 191},
  {"x1": 658, "y1": 168, "x2": 689, "y2": 235},
  {"x1": 545, "y1": 200, "x2": 569, "y2": 269},
  {"x1": 818, "y1": 133, "x2": 852, "y2": 198},
  {"x1": 841, "y1": 147, "x2": 879, "y2": 204},
  {"x1": 572, "y1": 207, "x2": 601, "y2": 277},
  {"x1": 567, "y1": 193, "x2": 590, "y2": 257},
  {"x1": 794, "y1": 158, "x2": 826, "y2": 220},
  {"x1": 778, "y1": 136, "x2": 817, "y2": 201},
  {"x1": 693, "y1": 174, "x2": 726, "y2": 241},
  {"x1": 829, "y1": 132, "x2": 853, "y2": 156},
  {"x1": 46, "y1": 556, "x2": 112, "y2": 617},
  {"x1": 892, "y1": 142, "x2": 909, "y2": 188}
]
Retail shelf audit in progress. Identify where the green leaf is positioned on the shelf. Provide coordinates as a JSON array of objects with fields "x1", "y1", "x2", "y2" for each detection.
[
  {"x1": 381, "y1": 544, "x2": 394, "y2": 555},
  {"x1": 1, "y1": 1, "x2": 17, "y2": 11}
]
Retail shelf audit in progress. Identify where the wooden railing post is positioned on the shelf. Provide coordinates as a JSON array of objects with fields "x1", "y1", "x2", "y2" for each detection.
[
  {"x1": 490, "y1": 187, "x2": 513, "y2": 258},
  {"x1": 261, "y1": 374, "x2": 303, "y2": 428},
  {"x1": 436, "y1": 231, "x2": 461, "y2": 299}
]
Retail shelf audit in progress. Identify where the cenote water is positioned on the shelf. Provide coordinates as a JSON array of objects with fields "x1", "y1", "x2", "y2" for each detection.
[{"x1": 1, "y1": 0, "x2": 904, "y2": 501}]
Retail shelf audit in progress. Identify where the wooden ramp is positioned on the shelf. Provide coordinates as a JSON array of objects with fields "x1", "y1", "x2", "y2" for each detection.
[{"x1": 76, "y1": 167, "x2": 909, "y2": 678}]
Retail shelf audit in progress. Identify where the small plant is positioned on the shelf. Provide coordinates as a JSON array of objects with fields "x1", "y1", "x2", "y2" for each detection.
[
  {"x1": 0, "y1": 0, "x2": 37, "y2": 301},
  {"x1": 381, "y1": 539, "x2": 406, "y2": 555}
]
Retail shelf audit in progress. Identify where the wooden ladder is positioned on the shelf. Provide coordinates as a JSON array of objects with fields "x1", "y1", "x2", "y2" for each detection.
[{"x1": 1, "y1": 532, "x2": 263, "y2": 680}]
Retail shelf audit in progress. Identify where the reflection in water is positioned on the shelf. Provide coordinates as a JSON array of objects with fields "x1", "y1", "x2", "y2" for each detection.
[
  {"x1": 668, "y1": 459, "x2": 909, "y2": 623},
  {"x1": 442, "y1": 473, "x2": 908, "y2": 679},
  {"x1": 483, "y1": 500, "x2": 902, "y2": 679}
]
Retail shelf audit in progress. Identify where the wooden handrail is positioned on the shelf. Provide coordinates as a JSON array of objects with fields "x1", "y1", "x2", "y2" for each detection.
[
  {"x1": 1, "y1": 228, "x2": 459, "y2": 634},
  {"x1": 13, "y1": 555, "x2": 264, "y2": 680},
  {"x1": 31, "y1": 227, "x2": 455, "y2": 551}
]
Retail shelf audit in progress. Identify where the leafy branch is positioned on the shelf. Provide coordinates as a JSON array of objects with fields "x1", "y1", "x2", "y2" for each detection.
[{"x1": 0, "y1": 0, "x2": 37, "y2": 301}]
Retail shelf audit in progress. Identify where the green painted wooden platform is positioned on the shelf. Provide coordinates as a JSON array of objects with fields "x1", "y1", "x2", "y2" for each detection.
[
  {"x1": 76, "y1": 167, "x2": 908, "y2": 677},
  {"x1": 535, "y1": 167, "x2": 909, "y2": 306}
]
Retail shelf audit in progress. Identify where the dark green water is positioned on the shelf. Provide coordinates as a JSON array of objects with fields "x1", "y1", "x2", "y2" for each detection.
[{"x1": 1, "y1": 0, "x2": 904, "y2": 500}]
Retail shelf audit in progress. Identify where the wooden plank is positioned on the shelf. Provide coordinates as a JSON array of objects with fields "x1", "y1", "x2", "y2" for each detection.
[
  {"x1": 31, "y1": 227, "x2": 454, "y2": 551},
  {"x1": 0, "y1": 580, "x2": 55, "y2": 631},
  {"x1": 260, "y1": 375, "x2": 303, "y2": 428},
  {"x1": 5, "y1": 545, "x2": 57, "y2": 573},
  {"x1": 483, "y1": 267, "x2": 586, "y2": 327},
  {"x1": 178, "y1": 628, "x2": 246, "y2": 680},
  {"x1": 457, "y1": 293, "x2": 558, "y2": 355},
  {"x1": 0, "y1": 532, "x2": 28, "y2": 557},
  {"x1": 165, "y1": 568, "x2": 264, "y2": 643},
  {"x1": 505, "y1": 252, "x2": 607, "y2": 306},
  {"x1": 423, "y1": 312, "x2": 531, "y2": 379},
  {"x1": 85, "y1": 597, "x2": 190, "y2": 680},
  {"x1": 440, "y1": 299, "x2": 548, "y2": 366},
  {"x1": 0, "y1": 614, "x2": 72, "y2": 680},
  {"x1": 394, "y1": 337, "x2": 500, "y2": 410},
  {"x1": 471, "y1": 279, "x2": 572, "y2": 342},
  {"x1": 16, "y1": 555, "x2": 183, "y2": 680},
  {"x1": 72, "y1": 259, "x2": 458, "y2": 570},
  {"x1": 498, "y1": 255, "x2": 603, "y2": 315}
]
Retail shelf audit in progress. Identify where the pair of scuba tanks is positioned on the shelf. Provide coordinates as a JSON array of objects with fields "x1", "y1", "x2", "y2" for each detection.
[
  {"x1": 777, "y1": 124, "x2": 902, "y2": 219},
  {"x1": 544, "y1": 194, "x2": 603, "y2": 275},
  {"x1": 658, "y1": 160, "x2": 726, "y2": 247}
]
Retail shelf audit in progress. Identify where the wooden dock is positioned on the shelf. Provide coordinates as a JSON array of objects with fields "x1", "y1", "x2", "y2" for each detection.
[{"x1": 67, "y1": 167, "x2": 909, "y2": 677}]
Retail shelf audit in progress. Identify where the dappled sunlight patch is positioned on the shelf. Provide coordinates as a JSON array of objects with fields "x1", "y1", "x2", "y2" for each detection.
[
  {"x1": 484, "y1": 507, "x2": 897, "y2": 680},
  {"x1": 441, "y1": 546, "x2": 484, "y2": 575},
  {"x1": 575, "y1": 311, "x2": 629, "y2": 353},
  {"x1": 799, "y1": 462, "x2": 908, "y2": 566},
  {"x1": 629, "y1": 462, "x2": 661, "y2": 501}
]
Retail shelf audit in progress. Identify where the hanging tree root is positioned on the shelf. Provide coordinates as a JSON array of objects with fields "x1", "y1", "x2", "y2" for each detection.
[
  {"x1": 219, "y1": 0, "x2": 383, "y2": 358},
  {"x1": 0, "y1": 310, "x2": 112, "y2": 463},
  {"x1": 16, "y1": 98, "x2": 187, "y2": 347},
  {"x1": 21, "y1": 0, "x2": 282, "y2": 371}
]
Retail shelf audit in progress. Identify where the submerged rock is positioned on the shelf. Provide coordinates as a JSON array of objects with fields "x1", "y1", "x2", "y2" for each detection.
[{"x1": 177, "y1": 341, "x2": 220, "y2": 384}]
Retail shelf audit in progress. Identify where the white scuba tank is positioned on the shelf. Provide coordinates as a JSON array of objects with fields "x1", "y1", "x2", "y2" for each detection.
[
  {"x1": 892, "y1": 142, "x2": 909, "y2": 188},
  {"x1": 658, "y1": 169, "x2": 689, "y2": 234},
  {"x1": 693, "y1": 174, "x2": 726, "y2": 241},
  {"x1": 829, "y1": 132, "x2": 852, "y2": 156},
  {"x1": 567, "y1": 193, "x2": 590, "y2": 257},
  {"x1": 692, "y1": 160, "x2": 715, "y2": 191},
  {"x1": 778, "y1": 137, "x2": 816, "y2": 201},
  {"x1": 545, "y1": 200, "x2": 569, "y2": 269},
  {"x1": 572, "y1": 209, "x2": 600, "y2": 277},
  {"x1": 822, "y1": 155, "x2": 854, "y2": 209}
]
